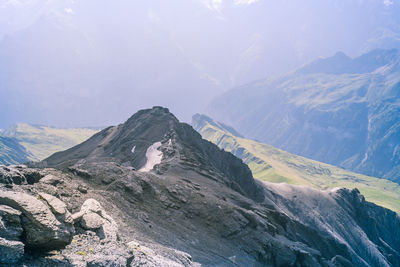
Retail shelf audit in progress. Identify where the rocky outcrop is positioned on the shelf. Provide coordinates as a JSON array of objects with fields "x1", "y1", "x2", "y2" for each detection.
[
  {"x1": 0, "y1": 205, "x2": 23, "y2": 241},
  {"x1": 0, "y1": 165, "x2": 43, "y2": 185},
  {"x1": 72, "y1": 198, "x2": 118, "y2": 241},
  {"x1": 0, "y1": 190, "x2": 74, "y2": 250}
]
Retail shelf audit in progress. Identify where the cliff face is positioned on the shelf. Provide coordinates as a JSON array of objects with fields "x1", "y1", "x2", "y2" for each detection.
[{"x1": 1, "y1": 107, "x2": 399, "y2": 266}]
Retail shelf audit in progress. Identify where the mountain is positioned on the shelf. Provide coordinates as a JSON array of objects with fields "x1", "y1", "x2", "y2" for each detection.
[
  {"x1": 0, "y1": 123, "x2": 99, "y2": 161},
  {"x1": 192, "y1": 113, "x2": 400, "y2": 213},
  {"x1": 0, "y1": 136, "x2": 31, "y2": 165},
  {"x1": 1, "y1": 107, "x2": 399, "y2": 266},
  {"x1": 207, "y1": 48, "x2": 400, "y2": 183}
]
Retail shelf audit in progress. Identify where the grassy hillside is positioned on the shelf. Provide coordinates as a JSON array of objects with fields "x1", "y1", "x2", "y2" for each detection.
[
  {"x1": 1, "y1": 123, "x2": 99, "y2": 161},
  {"x1": 193, "y1": 114, "x2": 400, "y2": 214}
]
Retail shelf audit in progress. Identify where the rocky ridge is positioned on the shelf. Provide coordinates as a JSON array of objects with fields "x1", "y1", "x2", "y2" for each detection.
[{"x1": 0, "y1": 107, "x2": 399, "y2": 266}]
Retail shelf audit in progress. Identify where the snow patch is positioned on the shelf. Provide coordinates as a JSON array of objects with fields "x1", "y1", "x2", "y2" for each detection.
[
  {"x1": 139, "y1": 142, "x2": 163, "y2": 172},
  {"x1": 131, "y1": 145, "x2": 136, "y2": 153}
]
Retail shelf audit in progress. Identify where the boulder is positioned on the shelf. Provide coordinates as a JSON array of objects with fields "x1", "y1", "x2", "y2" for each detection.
[
  {"x1": 0, "y1": 205, "x2": 23, "y2": 241},
  {"x1": 81, "y1": 213, "x2": 104, "y2": 230},
  {"x1": 0, "y1": 190, "x2": 75, "y2": 249},
  {"x1": 38, "y1": 192, "x2": 71, "y2": 217},
  {"x1": 72, "y1": 199, "x2": 118, "y2": 241},
  {"x1": 40, "y1": 174, "x2": 63, "y2": 186},
  {"x1": 0, "y1": 237, "x2": 24, "y2": 264}
]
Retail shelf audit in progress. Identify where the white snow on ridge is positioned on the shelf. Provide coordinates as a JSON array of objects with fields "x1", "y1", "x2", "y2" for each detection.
[
  {"x1": 131, "y1": 145, "x2": 136, "y2": 153},
  {"x1": 138, "y1": 142, "x2": 163, "y2": 172}
]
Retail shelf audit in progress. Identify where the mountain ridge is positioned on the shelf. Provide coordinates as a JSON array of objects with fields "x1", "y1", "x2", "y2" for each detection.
[
  {"x1": 207, "y1": 48, "x2": 400, "y2": 183},
  {"x1": 192, "y1": 113, "x2": 400, "y2": 213}
]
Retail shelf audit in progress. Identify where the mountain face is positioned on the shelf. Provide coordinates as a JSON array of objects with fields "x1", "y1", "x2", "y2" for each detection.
[
  {"x1": 207, "y1": 48, "x2": 400, "y2": 183},
  {"x1": 1, "y1": 107, "x2": 399, "y2": 266},
  {"x1": 0, "y1": 137, "x2": 31, "y2": 165},
  {"x1": 1, "y1": 123, "x2": 98, "y2": 161},
  {"x1": 192, "y1": 113, "x2": 400, "y2": 213},
  {"x1": 0, "y1": 123, "x2": 98, "y2": 165}
]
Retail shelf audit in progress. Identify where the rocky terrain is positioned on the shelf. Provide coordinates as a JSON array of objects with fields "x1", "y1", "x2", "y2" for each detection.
[
  {"x1": 1, "y1": 107, "x2": 399, "y2": 266},
  {"x1": 207, "y1": 48, "x2": 400, "y2": 183}
]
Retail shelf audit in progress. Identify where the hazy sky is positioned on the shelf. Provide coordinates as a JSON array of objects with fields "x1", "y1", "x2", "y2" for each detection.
[{"x1": 0, "y1": 0, "x2": 399, "y2": 128}]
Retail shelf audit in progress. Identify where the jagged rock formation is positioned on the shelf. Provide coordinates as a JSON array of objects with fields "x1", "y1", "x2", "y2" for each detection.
[{"x1": 1, "y1": 107, "x2": 399, "y2": 266}]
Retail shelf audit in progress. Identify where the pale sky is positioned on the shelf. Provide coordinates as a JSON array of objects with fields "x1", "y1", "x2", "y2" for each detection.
[{"x1": 0, "y1": 0, "x2": 399, "y2": 128}]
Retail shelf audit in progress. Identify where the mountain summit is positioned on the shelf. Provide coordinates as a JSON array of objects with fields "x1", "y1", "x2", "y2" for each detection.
[{"x1": 45, "y1": 106, "x2": 265, "y2": 202}]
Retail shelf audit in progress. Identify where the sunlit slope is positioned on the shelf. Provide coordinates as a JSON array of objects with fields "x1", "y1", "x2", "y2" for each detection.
[
  {"x1": 1, "y1": 123, "x2": 99, "y2": 161},
  {"x1": 193, "y1": 114, "x2": 400, "y2": 213}
]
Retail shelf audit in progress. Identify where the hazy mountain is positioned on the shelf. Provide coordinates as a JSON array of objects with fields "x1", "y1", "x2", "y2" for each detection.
[
  {"x1": 1, "y1": 107, "x2": 399, "y2": 266},
  {"x1": 0, "y1": 136, "x2": 31, "y2": 165},
  {"x1": 192, "y1": 113, "x2": 400, "y2": 213},
  {"x1": 1, "y1": 0, "x2": 400, "y2": 128},
  {"x1": 207, "y1": 48, "x2": 400, "y2": 183}
]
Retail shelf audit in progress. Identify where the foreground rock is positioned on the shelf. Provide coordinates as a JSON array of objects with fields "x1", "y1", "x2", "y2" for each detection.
[
  {"x1": 0, "y1": 237, "x2": 24, "y2": 263},
  {"x1": 72, "y1": 198, "x2": 118, "y2": 241},
  {"x1": 0, "y1": 190, "x2": 74, "y2": 250},
  {"x1": 0, "y1": 165, "x2": 43, "y2": 185}
]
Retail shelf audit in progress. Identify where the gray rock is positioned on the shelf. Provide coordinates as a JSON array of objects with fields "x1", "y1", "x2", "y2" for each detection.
[
  {"x1": 72, "y1": 199, "x2": 118, "y2": 241},
  {"x1": 127, "y1": 241, "x2": 199, "y2": 267},
  {"x1": 81, "y1": 213, "x2": 103, "y2": 230},
  {"x1": 38, "y1": 192, "x2": 70, "y2": 217},
  {"x1": 86, "y1": 255, "x2": 127, "y2": 267},
  {"x1": 0, "y1": 205, "x2": 23, "y2": 241},
  {"x1": 60, "y1": 233, "x2": 130, "y2": 267},
  {"x1": 40, "y1": 174, "x2": 63, "y2": 186},
  {"x1": 0, "y1": 165, "x2": 43, "y2": 185},
  {"x1": 0, "y1": 190, "x2": 75, "y2": 249},
  {"x1": 0, "y1": 165, "x2": 25, "y2": 185},
  {"x1": 0, "y1": 237, "x2": 24, "y2": 264}
]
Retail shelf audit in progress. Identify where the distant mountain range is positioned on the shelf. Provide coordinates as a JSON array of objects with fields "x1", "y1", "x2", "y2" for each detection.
[
  {"x1": 0, "y1": 123, "x2": 98, "y2": 164},
  {"x1": 207, "y1": 48, "x2": 400, "y2": 183},
  {"x1": 192, "y1": 114, "x2": 400, "y2": 214}
]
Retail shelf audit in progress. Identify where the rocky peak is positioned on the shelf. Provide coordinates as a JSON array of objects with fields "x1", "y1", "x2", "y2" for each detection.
[{"x1": 43, "y1": 107, "x2": 265, "y2": 202}]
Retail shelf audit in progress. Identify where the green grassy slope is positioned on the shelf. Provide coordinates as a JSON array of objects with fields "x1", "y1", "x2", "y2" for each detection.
[
  {"x1": 1, "y1": 123, "x2": 99, "y2": 161},
  {"x1": 193, "y1": 114, "x2": 400, "y2": 213}
]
